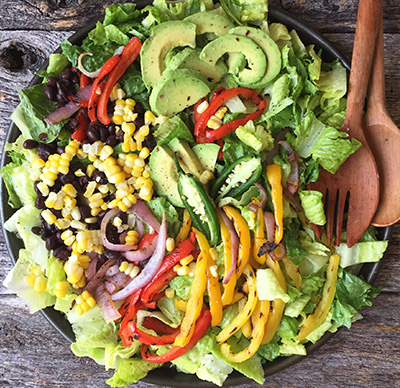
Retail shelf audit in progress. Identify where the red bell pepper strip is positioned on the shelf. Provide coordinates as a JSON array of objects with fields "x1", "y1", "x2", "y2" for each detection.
[
  {"x1": 97, "y1": 37, "x2": 142, "y2": 125},
  {"x1": 141, "y1": 310, "x2": 211, "y2": 363},
  {"x1": 138, "y1": 231, "x2": 158, "y2": 250},
  {"x1": 80, "y1": 73, "x2": 90, "y2": 89},
  {"x1": 87, "y1": 54, "x2": 122, "y2": 122},
  {"x1": 127, "y1": 319, "x2": 180, "y2": 346},
  {"x1": 141, "y1": 268, "x2": 177, "y2": 306},
  {"x1": 143, "y1": 317, "x2": 179, "y2": 335},
  {"x1": 194, "y1": 87, "x2": 267, "y2": 143},
  {"x1": 118, "y1": 290, "x2": 142, "y2": 346},
  {"x1": 71, "y1": 111, "x2": 89, "y2": 141}
]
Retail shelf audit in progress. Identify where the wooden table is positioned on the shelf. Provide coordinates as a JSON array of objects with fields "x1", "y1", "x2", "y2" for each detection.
[{"x1": 0, "y1": 1, "x2": 399, "y2": 387}]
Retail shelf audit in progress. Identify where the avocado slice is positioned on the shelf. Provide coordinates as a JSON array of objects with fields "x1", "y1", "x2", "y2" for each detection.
[
  {"x1": 166, "y1": 47, "x2": 227, "y2": 83},
  {"x1": 200, "y1": 34, "x2": 267, "y2": 85},
  {"x1": 185, "y1": 12, "x2": 234, "y2": 35},
  {"x1": 230, "y1": 26, "x2": 282, "y2": 87},
  {"x1": 149, "y1": 68, "x2": 210, "y2": 116},
  {"x1": 169, "y1": 138, "x2": 205, "y2": 180},
  {"x1": 149, "y1": 145, "x2": 184, "y2": 207},
  {"x1": 192, "y1": 143, "x2": 220, "y2": 172},
  {"x1": 140, "y1": 21, "x2": 197, "y2": 89}
]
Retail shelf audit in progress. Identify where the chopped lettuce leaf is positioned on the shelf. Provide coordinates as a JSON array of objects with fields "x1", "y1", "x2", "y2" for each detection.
[
  {"x1": 277, "y1": 316, "x2": 299, "y2": 340},
  {"x1": 3, "y1": 249, "x2": 55, "y2": 313},
  {"x1": 291, "y1": 112, "x2": 361, "y2": 174},
  {"x1": 45, "y1": 255, "x2": 67, "y2": 295},
  {"x1": 305, "y1": 311, "x2": 339, "y2": 343},
  {"x1": 257, "y1": 341, "x2": 281, "y2": 362},
  {"x1": 106, "y1": 357, "x2": 160, "y2": 387},
  {"x1": 147, "y1": 196, "x2": 182, "y2": 237},
  {"x1": 256, "y1": 268, "x2": 290, "y2": 303},
  {"x1": 285, "y1": 295, "x2": 310, "y2": 318},
  {"x1": 157, "y1": 296, "x2": 184, "y2": 327},
  {"x1": 196, "y1": 353, "x2": 233, "y2": 386},
  {"x1": 36, "y1": 53, "x2": 69, "y2": 80},
  {"x1": 282, "y1": 218, "x2": 308, "y2": 265},
  {"x1": 235, "y1": 120, "x2": 274, "y2": 152},
  {"x1": 104, "y1": 342, "x2": 141, "y2": 371},
  {"x1": 279, "y1": 338, "x2": 306, "y2": 355},
  {"x1": 337, "y1": 240, "x2": 388, "y2": 268},
  {"x1": 169, "y1": 275, "x2": 193, "y2": 300},
  {"x1": 299, "y1": 190, "x2": 326, "y2": 226}
]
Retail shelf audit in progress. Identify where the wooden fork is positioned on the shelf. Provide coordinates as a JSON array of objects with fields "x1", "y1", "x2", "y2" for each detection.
[{"x1": 308, "y1": 0, "x2": 381, "y2": 247}]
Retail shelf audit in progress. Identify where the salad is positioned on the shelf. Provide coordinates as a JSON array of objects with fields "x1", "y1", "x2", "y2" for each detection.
[{"x1": 1, "y1": 0, "x2": 390, "y2": 386}]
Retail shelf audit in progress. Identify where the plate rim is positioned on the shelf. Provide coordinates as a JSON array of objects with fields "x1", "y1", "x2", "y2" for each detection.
[{"x1": 0, "y1": 3, "x2": 393, "y2": 387}]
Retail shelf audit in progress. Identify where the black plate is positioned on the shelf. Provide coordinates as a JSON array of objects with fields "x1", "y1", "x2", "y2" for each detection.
[{"x1": 0, "y1": 3, "x2": 393, "y2": 387}]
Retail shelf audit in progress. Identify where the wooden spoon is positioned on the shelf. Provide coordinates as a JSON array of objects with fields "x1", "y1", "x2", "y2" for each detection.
[
  {"x1": 364, "y1": 10, "x2": 400, "y2": 227},
  {"x1": 308, "y1": 0, "x2": 381, "y2": 247}
]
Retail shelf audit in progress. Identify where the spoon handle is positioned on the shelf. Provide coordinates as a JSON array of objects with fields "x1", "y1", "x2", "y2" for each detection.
[
  {"x1": 365, "y1": 7, "x2": 387, "y2": 120},
  {"x1": 343, "y1": 0, "x2": 382, "y2": 136}
]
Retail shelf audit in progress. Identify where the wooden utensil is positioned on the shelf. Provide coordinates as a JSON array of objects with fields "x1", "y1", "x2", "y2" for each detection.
[
  {"x1": 308, "y1": 0, "x2": 380, "y2": 247},
  {"x1": 363, "y1": 11, "x2": 400, "y2": 227}
]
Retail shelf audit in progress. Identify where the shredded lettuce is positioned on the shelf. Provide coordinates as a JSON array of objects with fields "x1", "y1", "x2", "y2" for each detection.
[
  {"x1": 299, "y1": 189, "x2": 326, "y2": 226},
  {"x1": 337, "y1": 240, "x2": 388, "y2": 268},
  {"x1": 256, "y1": 268, "x2": 290, "y2": 302}
]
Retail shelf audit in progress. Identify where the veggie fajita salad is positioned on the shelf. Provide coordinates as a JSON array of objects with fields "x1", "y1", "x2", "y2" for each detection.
[{"x1": 2, "y1": 0, "x2": 389, "y2": 386}]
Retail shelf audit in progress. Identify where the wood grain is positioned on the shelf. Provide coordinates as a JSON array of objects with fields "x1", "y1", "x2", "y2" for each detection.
[{"x1": 0, "y1": 1, "x2": 399, "y2": 388}]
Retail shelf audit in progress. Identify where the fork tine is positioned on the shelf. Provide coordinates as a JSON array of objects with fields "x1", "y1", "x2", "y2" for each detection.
[
  {"x1": 325, "y1": 188, "x2": 337, "y2": 245},
  {"x1": 335, "y1": 189, "x2": 348, "y2": 246}
]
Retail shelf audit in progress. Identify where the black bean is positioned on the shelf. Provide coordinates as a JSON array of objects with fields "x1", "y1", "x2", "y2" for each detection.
[
  {"x1": 57, "y1": 146, "x2": 65, "y2": 154},
  {"x1": 92, "y1": 170, "x2": 107, "y2": 184},
  {"x1": 41, "y1": 228, "x2": 53, "y2": 239},
  {"x1": 48, "y1": 76, "x2": 57, "y2": 87},
  {"x1": 72, "y1": 179, "x2": 82, "y2": 192},
  {"x1": 107, "y1": 123, "x2": 116, "y2": 135},
  {"x1": 115, "y1": 129, "x2": 124, "y2": 142},
  {"x1": 78, "y1": 175, "x2": 88, "y2": 187},
  {"x1": 69, "y1": 117, "x2": 79, "y2": 129},
  {"x1": 60, "y1": 172, "x2": 75, "y2": 184},
  {"x1": 44, "y1": 85, "x2": 56, "y2": 101},
  {"x1": 35, "y1": 195, "x2": 45, "y2": 209},
  {"x1": 53, "y1": 247, "x2": 70, "y2": 260},
  {"x1": 103, "y1": 248, "x2": 121, "y2": 260},
  {"x1": 88, "y1": 222, "x2": 100, "y2": 230},
  {"x1": 38, "y1": 133, "x2": 48, "y2": 142},
  {"x1": 71, "y1": 73, "x2": 80, "y2": 84},
  {"x1": 60, "y1": 68, "x2": 72, "y2": 81},
  {"x1": 135, "y1": 102, "x2": 145, "y2": 116},
  {"x1": 80, "y1": 205, "x2": 91, "y2": 219},
  {"x1": 51, "y1": 209, "x2": 62, "y2": 218},
  {"x1": 31, "y1": 226, "x2": 41, "y2": 235},
  {"x1": 99, "y1": 126, "x2": 108, "y2": 142},
  {"x1": 97, "y1": 210, "x2": 108, "y2": 221},
  {"x1": 87, "y1": 126, "x2": 100, "y2": 142},
  {"x1": 34, "y1": 181, "x2": 41, "y2": 196},
  {"x1": 51, "y1": 181, "x2": 62, "y2": 193},
  {"x1": 144, "y1": 131, "x2": 156, "y2": 151},
  {"x1": 46, "y1": 236, "x2": 58, "y2": 250},
  {"x1": 134, "y1": 116, "x2": 145, "y2": 129},
  {"x1": 70, "y1": 162, "x2": 84, "y2": 172},
  {"x1": 48, "y1": 140, "x2": 58, "y2": 151},
  {"x1": 105, "y1": 135, "x2": 117, "y2": 147},
  {"x1": 62, "y1": 79, "x2": 72, "y2": 90},
  {"x1": 117, "y1": 211, "x2": 128, "y2": 224}
]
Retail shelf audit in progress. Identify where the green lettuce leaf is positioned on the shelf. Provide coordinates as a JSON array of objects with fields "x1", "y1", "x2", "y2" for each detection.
[
  {"x1": 153, "y1": 116, "x2": 194, "y2": 145},
  {"x1": 36, "y1": 53, "x2": 69, "y2": 80},
  {"x1": 147, "y1": 196, "x2": 182, "y2": 237},
  {"x1": 235, "y1": 120, "x2": 274, "y2": 152},
  {"x1": 257, "y1": 341, "x2": 281, "y2": 362},
  {"x1": 298, "y1": 190, "x2": 326, "y2": 226},
  {"x1": 169, "y1": 275, "x2": 193, "y2": 300},
  {"x1": 256, "y1": 268, "x2": 290, "y2": 303},
  {"x1": 3, "y1": 249, "x2": 55, "y2": 313},
  {"x1": 336, "y1": 240, "x2": 388, "y2": 268},
  {"x1": 279, "y1": 338, "x2": 306, "y2": 355},
  {"x1": 157, "y1": 296, "x2": 184, "y2": 327}
]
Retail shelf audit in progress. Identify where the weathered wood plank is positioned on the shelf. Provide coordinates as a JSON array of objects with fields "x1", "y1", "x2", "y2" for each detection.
[
  {"x1": 0, "y1": 292, "x2": 398, "y2": 388},
  {"x1": 0, "y1": 0, "x2": 399, "y2": 34}
]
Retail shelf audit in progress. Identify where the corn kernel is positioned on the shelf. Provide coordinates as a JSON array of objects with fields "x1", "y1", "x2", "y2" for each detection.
[
  {"x1": 112, "y1": 115, "x2": 124, "y2": 125},
  {"x1": 34, "y1": 277, "x2": 47, "y2": 292},
  {"x1": 199, "y1": 170, "x2": 214, "y2": 185},
  {"x1": 41, "y1": 209, "x2": 57, "y2": 225},
  {"x1": 27, "y1": 273, "x2": 36, "y2": 288},
  {"x1": 173, "y1": 264, "x2": 181, "y2": 272},
  {"x1": 87, "y1": 297, "x2": 96, "y2": 308},
  {"x1": 196, "y1": 100, "x2": 209, "y2": 114},
  {"x1": 76, "y1": 276, "x2": 87, "y2": 288},
  {"x1": 207, "y1": 116, "x2": 223, "y2": 129},
  {"x1": 32, "y1": 157, "x2": 46, "y2": 169},
  {"x1": 55, "y1": 218, "x2": 71, "y2": 230},
  {"x1": 188, "y1": 261, "x2": 197, "y2": 277},
  {"x1": 180, "y1": 254, "x2": 194, "y2": 266},
  {"x1": 144, "y1": 111, "x2": 156, "y2": 125},
  {"x1": 138, "y1": 147, "x2": 150, "y2": 160},
  {"x1": 215, "y1": 106, "x2": 228, "y2": 120},
  {"x1": 177, "y1": 265, "x2": 190, "y2": 276},
  {"x1": 209, "y1": 248, "x2": 218, "y2": 261},
  {"x1": 165, "y1": 287, "x2": 175, "y2": 299},
  {"x1": 119, "y1": 261, "x2": 130, "y2": 272},
  {"x1": 166, "y1": 237, "x2": 175, "y2": 252}
]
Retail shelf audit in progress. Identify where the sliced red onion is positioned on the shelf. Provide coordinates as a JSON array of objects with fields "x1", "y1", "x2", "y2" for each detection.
[
  {"x1": 136, "y1": 218, "x2": 145, "y2": 240},
  {"x1": 44, "y1": 101, "x2": 80, "y2": 125},
  {"x1": 112, "y1": 213, "x2": 167, "y2": 301},
  {"x1": 248, "y1": 182, "x2": 268, "y2": 212},
  {"x1": 105, "y1": 264, "x2": 120, "y2": 277},
  {"x1": 78, "y1": 52, "x2": 101, "y2": 78},
  {"x1": 264, "y1": 212, "x2": 276, "y2": 242},
  {"x1": 94, "y1": 284, "x2": 121, "y2": 323},
  {"x1": 283, "y1": 187, "x2": 302, "y2": 212},
  {"x1": 100, "y1": 208, "x2": 137, "y2": 252},
  {"x1": 106, "y1": 272, "x2": 132, "y2": 289},
  {"x1": 104, "y1": 281, "x2": 116, "y2": 295},
  {"x1": 122, "y1": 235, "x2": 158, "y2": 263},
  {"x1": 44, "y1": 85, "x2": 92, "y2": 125},
  {"x1": 269, "y1": 242, "x2": 287, "y2": 261},
  {"x1": 219, "y1": 209, "x2": 238, "y2": 285},
  {"x1": 87, "y1": 254, "x2": 98, "y2": 281},
  {"x1": 278, "y1": 140, "x2": 299, "y2": 194},
  {"x1": 119, "y1": 231, "x2": 128, "y2": 244},
  {"x1": 85, "y1": 258, "x2": 120, "y2": 294},
  {"x1": 266, "y1": 127, "x2": 290, "y2": 164},
  {"x1": 130, "y1": 200, "x2": 160, "y2": 233}
]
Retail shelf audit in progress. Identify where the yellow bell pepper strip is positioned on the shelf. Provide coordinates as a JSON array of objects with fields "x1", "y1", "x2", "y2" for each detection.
[
  {"x1": 297, "y1": 253, "x2": 340, "y2": 341},
  {"x1": 194, "y1": 227, "x2": 223, "y2": 327},
  {"x1": 222, "y1": 206, "x2": 251, "y2": 278},
  {"x1": 175, "y1": 209, "x2": 192, "y2": 245},
  {"x1": 261, "y1": 256, "x2": 287, "y2": 345},
  {"x1": 174, "y1": 234, "x2": 208, "y2": 347},
  {"x1": 282, "y1": 255, "x2": 302, "y2": 290},
  {"x1": 220, "y1": 299, "x2": 270, "y2": 363},
  {"x1": 253, "y1": 207, "x2": 267, "y2": 264},
  {"x1": 218, "y1": 212, "x2": 237, "y2": 306},
  {"x1": 216, "y1": 265, "x2": 257, "y2": 344},
  {"x1": 175, "y1": 299, "x2": 188, "y2": 312},
  {"x1": 266, "y1": 164, "x2": 284, "y2": 244},
  {"x1": 230, "y1": 289, "x2": 246, "y2": 305},
  {"x1": 238, "y1": 298, "x2": 252, "y2": 338}
]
